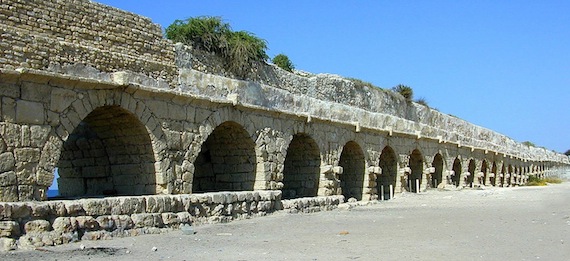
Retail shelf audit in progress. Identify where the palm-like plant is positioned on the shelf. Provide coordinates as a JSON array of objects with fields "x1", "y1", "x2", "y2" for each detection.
[{"x1": 392, "y1": 84, "x2": 413, "y2": 101}]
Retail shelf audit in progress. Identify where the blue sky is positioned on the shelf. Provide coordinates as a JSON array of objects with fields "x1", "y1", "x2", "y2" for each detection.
[{"x1": 95, "y1": 0, "x2": 570, "y2": 153}]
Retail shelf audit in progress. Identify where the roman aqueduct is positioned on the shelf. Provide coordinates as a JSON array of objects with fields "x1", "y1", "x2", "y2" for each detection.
[
  {"x1": 2, "y1": 0, "x2": 569, "y2": 248},
  {"x1": 1, "y1": 0, "x2": 568, "y2": 204}
]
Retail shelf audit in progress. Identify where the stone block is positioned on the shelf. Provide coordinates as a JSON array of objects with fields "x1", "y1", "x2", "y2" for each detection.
[
  {"x1": 16, "y1": 100, "x2": 45, "y2": 124},
  {"x1": 0, "y1": 237, "x2": 17, "y2": 251},
  {"x1": 83, "y1": 199, "x2": 112, "y2": 216},
  {"x1": 161, "y1": 212, "x2": 180, "y2": 226},
  {"x1": 50, "y1": 88, "x2": 77, "y2": 113},
  {"x1": 131, "y1": 213, "x2": 163, "y2": 228},
  {"x1": 0, "y1": 221, "x2": 20, "y2": 237},
  {"x1": 0, "y1": 152, "x2": 15, "y2": 173},
  {"x1": 14, "y1": 148, "x2": 41, "y2": 163},
  {"x1": 24, "y1": 219, "x2": 51, "y2": 233},
  {"x1": 52, "y1": 217, "x2": 78, "y2": 233},
  {"x1": 76, "y1": 216, "x2": 100, "y2": 231},
  {"x1": 2, "y1": 97, "x2": 16, "y2": 122},
  {"x1": 0, "y1": 171, "x2": 17, "y2": 186},
  {"x1": 112, "y1": 215, "x2": 135, "y2": 230},
  {"x1": 95, "y1": 215, "x2": 115, "y2": 231}
]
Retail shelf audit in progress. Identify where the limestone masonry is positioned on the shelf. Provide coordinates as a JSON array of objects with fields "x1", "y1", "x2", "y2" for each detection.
[{"x1": 0, "y1": 0, "x2": 568, "y2": 251}]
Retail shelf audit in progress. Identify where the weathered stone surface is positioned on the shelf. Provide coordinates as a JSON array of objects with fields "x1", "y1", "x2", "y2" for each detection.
[
  {"x1": 0, "y1": 221, "x2": 20, "y2": 237},
  {"x1": 52, "y1": 217, "x2": 78, "y2": 233},
  {"x1": 0, "y1": 153, "x2": 15, "y2": 173},
  {"x1": 16, "y1": 100, "x2": 44, "y2": 124},
  {"x1": 24, "y1": 219, "x2": 51, "y2": 233},
  {"x1": 131, "y1": 213, "x2": 163, "y2": 228},
  {"x1": 0, "y1": 237, "x2": 17, "y2": 251},
  {"x1": 0, "y1": 171, "x2": 17, "y2": 186}
]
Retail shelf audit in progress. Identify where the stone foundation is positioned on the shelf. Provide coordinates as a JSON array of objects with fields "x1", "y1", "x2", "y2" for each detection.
[{"x1": 0, "y1": 190, "x2": 349, "y2": 250}]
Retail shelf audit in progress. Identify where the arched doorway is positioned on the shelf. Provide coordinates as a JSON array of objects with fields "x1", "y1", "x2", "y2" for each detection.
[
  {"x1": 467, "y1": 159, "x2": 476, "y2": 187},
  {"x1": 409, "y1": 149, "x2": 423, "y2": 193},
  {"x1": 378, "y1": 146, "x2": 397, "y2": 200},
  {"x1": 452, "y1": 158, "x2": 462, "y2": 187},
  {"x1": 57, "y1": 105, "x2": 156, "y2": 197},
  {"x1": 193, "y1": 121, "x2": 256, "y2": 193},
  {"x1": 480, "y1": 160, "x2": 488, "y2": 185},
  {"x1": 339, "y1": 141, "x2": 365, "y2": 201},
  {"x1": 508, "y1": 165, "x2": 513, "y2": 186},
  {"x1": 431, "y1": 154, "x2": 444, "y2": 188},
  {"x1": 282, "y1": 133, "x2": 321, "y2": 199}
]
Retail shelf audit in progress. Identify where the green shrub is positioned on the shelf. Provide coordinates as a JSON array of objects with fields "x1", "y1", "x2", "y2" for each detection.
[
  {"x1": 392, "y1": 84, "x2": 413, "y2": 102},
  {"x1": 165, "y1": 16, "x2": 230, "y2": 53},
  {"x1": 272, "y1": 54, "x2": 295, "y2": 72},
  {"x1": 522, "y1": 141, "x2": 536, "y2": 147},
  {"x1": 165, "y1": 16, "x2": 268, "y2": 78},
  {"x1": 226, "y1": 30, "x2": 268, "y2": 77},
  {"x1": 415, "y1": 97, "x2": 428, "y2": 106}
]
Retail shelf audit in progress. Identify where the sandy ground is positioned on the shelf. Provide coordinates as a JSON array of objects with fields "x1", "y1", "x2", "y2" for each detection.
[{"x1": 3, "y1": 182, "x2": 570, "y2": 261}]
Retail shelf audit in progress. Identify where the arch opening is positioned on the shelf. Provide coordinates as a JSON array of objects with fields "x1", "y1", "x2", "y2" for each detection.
[
  {"x1": 193, "y1": 121, "x2": 256, "y2": 193},
  {"x1": 408, "y1": 149, "x2": 423, "y2": 193},
  {"x1": 431, "y1": 154, "x2": 444, "y2": 188},
  {"x1": 339, "y1": 141, "x2": 365, "y2": 201},
  {"x1": 57, "y1": 105, "x2": 156, "y2": 197},
  {"x1": 452, "y1": 158, "x2": 462, "y2": 187},
  {"x1": 467, "y1": 159, "x2": 476, "y2": 187},
  {"x1": 378, "y1": 146, "x2": 397, "y2": 200},
  {"x1": 480, "y1": 160, "x2": 488, "y2": 186},
  {"x1": 282, "y1": 133, "x2": 321, "y2": 199}
]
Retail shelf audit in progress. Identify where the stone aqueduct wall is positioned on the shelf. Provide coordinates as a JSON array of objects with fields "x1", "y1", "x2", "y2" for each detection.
[{"x1": 0, "y1": 0, "x2": 569, "y2": 250}]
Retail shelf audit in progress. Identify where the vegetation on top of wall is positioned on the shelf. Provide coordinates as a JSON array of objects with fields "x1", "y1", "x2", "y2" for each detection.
[
  {"x1": 272, "y1": 54, "x2": 295, "y2": 72},
  {"x1": 165, "y1": 16, "x2": 268, "y2": 78},
  {"x1": 346, "y1": 77, "x2": 378, "y2": 90},
  {"x1": 392, "y1": 84, "x2": 414, "y2": 102},
  {"x1": 522, "y1": 141, "x2": 536, "y2": 147},
  {"x1": 415, "y1": 97, "x2": 428, "y2": 107}
]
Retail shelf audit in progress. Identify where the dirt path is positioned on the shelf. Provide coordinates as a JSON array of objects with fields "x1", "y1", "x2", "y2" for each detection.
[{"x1": 3, "y1": 183, "x2": 570, "y2": 260}]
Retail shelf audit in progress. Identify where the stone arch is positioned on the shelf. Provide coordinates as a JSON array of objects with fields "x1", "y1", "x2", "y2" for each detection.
[
  {"x1": 378, "y1": 146, "x2": 397, "y2": 200},
  {"x1": 339, "y1": 141, "x2": 365, "y2": 201},
  {"x1": 452, "y1": 157, "x2": 462, "y2": 187},
  {"x1": 282, "y1": 133, "x2": 321, "y2": 199},
  {"x1": 193, "y1": 121, "x2": 256, "y2": 193},
  {"x1": 467, "y1": 159, "x2": 476, "y2": 187},
  {"x1": 431, "y1": 153, "x2": 444, "y2": 188},
  {"x1": 408, "y1": 149, "x2": 423, "y2": 192},
  {"x1": 57, "y1": 105, "x2": 156, "y2": 197},
  {"x1": 480, "y1": 160, "x2": 488, "y2": 186}
]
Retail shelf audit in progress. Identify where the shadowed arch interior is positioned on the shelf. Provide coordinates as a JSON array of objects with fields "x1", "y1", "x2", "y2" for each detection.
[
  {"x1": 193, "y1": 121, "x2": 256, "y2": 193},
  {"x1": 57, "y1": 105, "x2": 156, "y2": 197},
  {"x1": 431, "y1": 153, "x2": 444, "y2": 188},
  {"x1": 339, "y1": 141, "x2": 365, "y2": 201},
  {"x1": 409, "y1": 149, "x2": 423, "y2": 192},
  {"x1": 480, "y1": 160, "x2": 488, "y2": 185},
  {"x1": 378, "y1": 146, "x2": 397, "y2": 200},
  {"x1": 452, "y1": 158, "x2": 462, "y2": 187},
  {"x1": 467, "y1": 159, "x2": 476, "y2": 187},
  {"x1": 282, "y1": 133, "x2": 321, "y2": 199}
]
